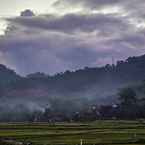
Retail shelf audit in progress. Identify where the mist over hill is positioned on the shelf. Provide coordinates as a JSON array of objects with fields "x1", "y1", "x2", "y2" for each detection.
[{"x1": 1, "y1": 54, "x2": 145, "y2": 121}]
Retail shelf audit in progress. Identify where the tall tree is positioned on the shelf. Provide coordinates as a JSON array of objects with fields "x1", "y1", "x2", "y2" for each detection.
[
  {"x1": 119, "y1": 88, "x2": 137, "y2": 106},
  {"x1": 118, "y1": 88, "x2": 138, "y2": 119}
]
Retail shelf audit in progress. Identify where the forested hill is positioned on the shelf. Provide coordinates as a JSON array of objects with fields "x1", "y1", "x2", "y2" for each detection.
[{"x1": 1, "y1": 54, "x2": 145, "y2": 106}]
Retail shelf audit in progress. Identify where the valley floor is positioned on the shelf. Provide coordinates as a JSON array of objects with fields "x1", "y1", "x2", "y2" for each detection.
[{"x1": 0, "y1": 120, "x2": 145, "y2": 145}]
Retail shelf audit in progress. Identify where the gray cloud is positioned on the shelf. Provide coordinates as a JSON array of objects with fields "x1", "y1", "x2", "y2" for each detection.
[
  {"x1": 20, "y1": 9, "x2": 35, "y2": 17},
  {"x1": 53, "y1": 0, "x2": 145, "y2": 20},
  {"x1": 53, "y1": 0, "x2": 124, "y2": 10},
  {"x1": 0, "y1": 7, "x2": 145, "y2": 75}
]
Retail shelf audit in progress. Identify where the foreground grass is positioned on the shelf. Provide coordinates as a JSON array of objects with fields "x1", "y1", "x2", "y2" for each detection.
[{"x1": 1, "y1": 120, "x2": 145, "y2": 145}]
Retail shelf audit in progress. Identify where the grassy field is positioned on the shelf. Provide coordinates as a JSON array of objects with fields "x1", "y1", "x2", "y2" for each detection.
[{"x1": 1, "y1": 120, "x2": 145, "y2": 145}]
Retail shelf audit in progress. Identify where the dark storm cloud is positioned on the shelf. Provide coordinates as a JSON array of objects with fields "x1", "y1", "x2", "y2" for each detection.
[{"x1": 6, "y1": 13, "x2": 130, "y2": 34}]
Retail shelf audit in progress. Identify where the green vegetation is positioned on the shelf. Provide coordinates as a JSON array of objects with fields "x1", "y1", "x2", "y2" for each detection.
[{"x1": 1, "y1": 120, "x2": 145, "y2": 145}]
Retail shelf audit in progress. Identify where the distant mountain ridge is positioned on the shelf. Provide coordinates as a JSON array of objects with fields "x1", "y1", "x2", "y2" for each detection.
[{"x1": 0, "y1": 54, "x2": 145, "y2": 112}]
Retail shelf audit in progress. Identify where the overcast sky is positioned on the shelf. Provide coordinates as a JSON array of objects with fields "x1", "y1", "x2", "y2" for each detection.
[{"x1": 0, "y1": 0, "x2": 145, "y2": 75}]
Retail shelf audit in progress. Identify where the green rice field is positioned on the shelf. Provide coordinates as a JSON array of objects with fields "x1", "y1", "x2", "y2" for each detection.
[{"x1": 1, "y1": 120, "x2": 145, "y2": 145}]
